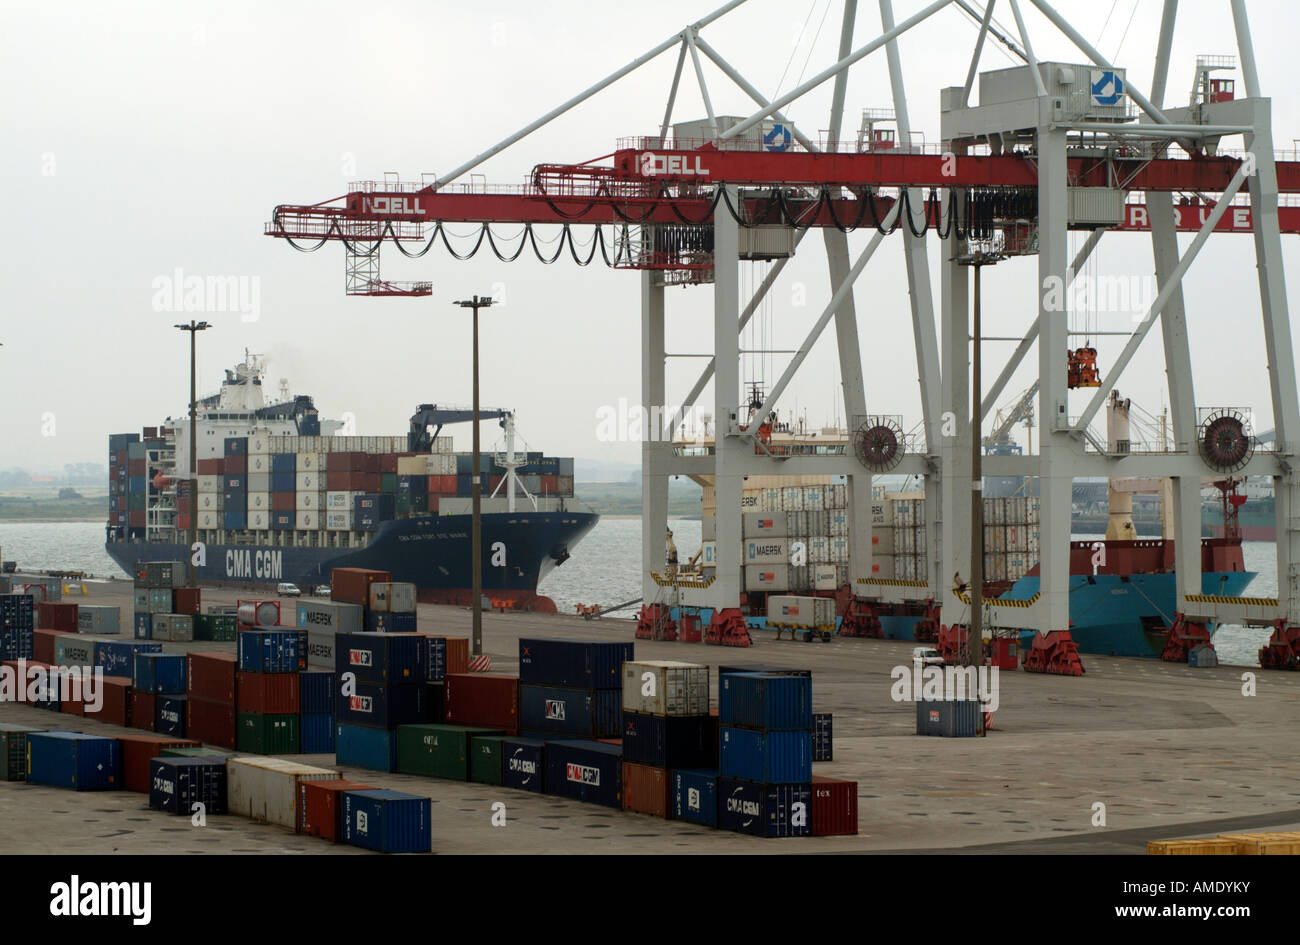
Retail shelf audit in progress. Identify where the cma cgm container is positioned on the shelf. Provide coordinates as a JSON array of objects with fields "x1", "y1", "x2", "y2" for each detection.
[
  {"x1": 672, "y1": 769, "x2": 719, "y2": 827},
  {"x1": 156, "y1": 696, "x2": 187, "y2": 737},
  {"x1": 501, "y1": 737, "x2": 546, "y2": 793},
  {"x1": 336, "y1": 723, "x2": 399, "y2": 772},
  {"x1": 717, "y1": 778, "x2": 811, "y2": 838},
  {"x1": 337, "y1": 682, "x2": 428, "y2": 730},
  {"x1": 518, "y1": 638, "x2": 633, "y2": 690},
  {"x1": 117, "y1": 734, "x2": 199, "y2": 792},
  {"x1": 334, "y1": 632, "x2": 425, "y2": 686},
  {"x1": 226, "y1": 757, "x2": 340, "y2": 829},
  {"x1": 622, "y1": 712, "x2": 718, "y2": 769},
  {"x1": 444, "y1": 674, "x2": 518, "y2": 734},
  {"x1": 298, "y1": 779, "x2": 376, "y2": 842},
  {"x1": 518, "y1": 685, "x2": 621, "y2": 738},
  {"x1": 26, "y1": 732, "x2": 121, "y2": 791},
  {"x1": 544, "y1": 739, "x2": 623, "y2": 808},
  {"x1": 621, "y1": 660, "x2": 709, "y2": 716},
  {"x1": 342, "y1": 789, "x2": 431, "y2": 854},
  {"x1": 719, "y1": 672, "x2": 813, "y2": 731},
  {"x1": 148, "y1": 757, "x2": 228, "y2": 815},
  {"x1": 719, "y1": 727, "x2": 812, "y2": 783},
  {"x1": 299, "y1": 670, "x2": 335, "y2": 715}
]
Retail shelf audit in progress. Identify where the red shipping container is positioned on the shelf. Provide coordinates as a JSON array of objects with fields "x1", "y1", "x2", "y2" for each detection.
[
  {"x1": 95, "y1": 676, "x2": 133, "y2": 727},
  {"x1": 187, "y1": 697, "x2": 237, "y2": 748},
  {"x1": 187, "y1": 652, "x2": 237, "y2": 703},
  {"x1": 298, "y1": 779, "x2": 376, "y2": 841},
  {"x1": 60, "y1": 692, "x2": 85, "y2": 716},
  {"x1": 129, "y1": 510, "x2": 146, "y2": 527},
  {"x1": 272, "y1": 491, "x2": 295, "y2": 511},
  {"x1": 622, "y1": 762, "x2": 670, "y2": 818},
  {"x1": 176, "y1": 514, "x2": 192, "y2": 529},
  {"x1": 236, "y1": 672, "x2": 299, "y2": 714},
  {"x1": 811, "y1": 776, "x2": 858, "y2": 836},
  {"x1": 540, "y1": 474, "x2": 559, "y2": 494},
  {"x1": 142, "y1": 427, "x2": 158, "y2": 440},
  {"x1": 330, "y1": 567, "x2": 393, "y2": 606},
  {"x1": 426, "y1": 496, "x2": 439, "y2": 514},
  {"x1": 33, "y1": 628, "x2": 71, "y2": 665},
  {"x1": 443, "y1": 637, "x2": 469, "y2": 676},
  {"x1": 197, "y1": 457, "x2": 222, "y2": 475},
  {"x1": 37, "y1": 602, "x2": 79, "y2": 632},
  {"x1": 444, "y1": 673, "x2": 519, "y2": 734},
  {"x1": 377, "y1": 453, "x2": 399, "y2": 473},
  {"x1": 130, "y1": 692, "x2": 157, "y2": 731},
  {"x1": 128, "y1": 458, "x2": 147, "y2": 476},
  {"x1": 171, "y1": 587, "x2": 201, "y2": 615},
  {"x1": 117, "y1": 734, "x2": 200, "y2": 792}
]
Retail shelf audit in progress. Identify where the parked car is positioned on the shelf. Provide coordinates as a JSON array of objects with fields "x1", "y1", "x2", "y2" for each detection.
[
  {"x1": 912, "y1": 646, "x2": 944, "y2": 666},
  {"x1": 276, "y1": 582, "x2": 302, "y2": 598},
  {"x1": 313, "y1": 584, "x2": 331, "y2": 597}
]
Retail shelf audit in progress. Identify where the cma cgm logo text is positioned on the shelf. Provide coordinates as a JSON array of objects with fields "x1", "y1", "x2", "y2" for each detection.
[
  {"x1": 362, "y1": 195, "x2": 422, "y2": 214},
  {"x1": 566, "y1": 763, "x2": 599, "y2": 785},
  {"x1": 545, "y1": 699, "x2": 566, "y2": 720},
  {"x1": 349, "y1": 696, "x2": 373, "y2": 712},
  {"x1": 639, "y1": 153, "x2": 710, "y2": 177},
  {"x1": 348, "y1": 650, "x2": 373, "y2": 667}
]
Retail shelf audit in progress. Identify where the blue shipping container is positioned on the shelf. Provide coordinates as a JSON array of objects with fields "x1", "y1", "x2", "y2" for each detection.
[
  {"x1": 502, "y1": 737, "x2": 546, "y2": 793},
  {"x1": 156, "y1": 695, "x2": 187, "y2": 737},
  {"x1": 719, "y1": 673, "x2": 813, "y2": 731},
  {"x1": 134, "y1": 653, "x2": 187, "y2": 694},
  {"x1": 719, "y1": 727, "x2": 812, "y2": 783},
  {"x1": 518, "y1": 638, "x2": 634, "y2": 690},
  {"x1": 716, "y1": 778, "x2": 811, "y2": 838},
  {"x1": 424, "y1": 636, "x2": 447, "y2": 681},
  {"x1": 0, "y1": 626, "x2": 32, "y2": 661},
  {"x1": 300, "y1": 714, "x2": 336, "y2": 753},
  {"x1": 336, "y1": 682, "x2": 428, "y2": 730},
  {"x1": 223, "y1": 437, "x2": 247, "y2": 455},
  {"x1": 342, "y1": 789, "x2": 431, "y2": 853},
  {"x1": 622, "y1": 712, "x2": 717, "y2": 769},
  {"x1": 238, "y1": 630, "x2": 299, "y2": 673},
  {"x1": 334, "y1": 632, "x2": 425, "y2": 685},
  {"x1": 134, "y1": 612, "x2": 152, "y2": 639},
  {"x1": 673, "y1": 769, "x2": 719, "y2": 827},
  {"x1": 363, "y1": 612, "x2": 418, "y2": 633},
  {"x1": 543, "y1": 739, "x2": 623, "y2": 808},
  {"x1": 271, "y1": 453, "x2": 296, "y2": 473},
  {"x1": 518, "y1": 685, "x2": 621, "y2": 737},
  {"x1": 813, "y1": 712, "x2": 833, "y2": 761},
  {"x1": 299, "y1": 670, "x2": 335, "y2": 714},
  {"x1": 271, "y1": 472, "x2": 295, "y2": 492},
  {"x1": 96, "y1": 641, "x2": 161, "y2": 678},
  {"x1": 223, "y1": 509, "x2": 247, "y2": 530},
  {"x1": 336, "y1": 723, "x2": 399, "y2": 772},
  {"x1": 148, "y1": 758, "x2": 226, "y2": 815},
  {"x1": 27, "y1": 732, "x2": 120, "y2": 791}
]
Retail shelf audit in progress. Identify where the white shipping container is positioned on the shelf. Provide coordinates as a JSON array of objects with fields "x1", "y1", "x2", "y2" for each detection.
[
  {"x1": 325, "y1": 491, "x2": 357, "y2": 510},
  {"x1": 743, "y1": 510, "x2": 788, "y2": 538},
  {"x1": 296, "y1": 599, "x2": 364, "y2": 633},
  {"x1": 226, "y1": 757, "x2": 340, "y2": 829},
  {"x1": 803, "y1": 486, "x2": 824, "y2": 508},
  {"x1": 871, "y1": 502, "x2": 891, "y2": 527},
  {"x1": 781, "y1": 487, "x2": 804, "y2": 511},
  {"x1": 369, "y1": 581, "x2": 417, "y2": 613},
  {"x1": 326, "y1": 511, "x2": 353, "y2": 531},
  {"x1": 197, "y1": 492, "x2": 223, "y2": 511},
  {"x1": 828, "y1": 483, "x2": 847, "y2": 509},
  {"x1": 622, "y1": 660, "x2": 710, "y2": 716},
  {"x1": 837, "y1": 563, "x2": 853, "y2": 586},
  {"x1": 152, "y1": 614, "x2": 194, "y2": 641},
  {"x1": 78, "y1": 605, "x2": 121, "y2": 635},
  {"x1": 739, "y1": 493, "x2": 760, "y2": 509},
  {"x1": 744, "y1": 538, "x2": 788, "y2": 564},
  {"x1": 788, "y1": 565, "x2": 810, "y2": 593},
  {"x1": 248, "y1": 510, "x2": 270, "y2": 531},
  {"x1": 197, "y1": 511, "x2": 219, "y2": 529},
  {"x1": 430, "y1": 453, "x2": 458, "y2": 475},
  {"x1": 198, "y1": 475, "x2": 220, "y2": 493},
  {"x1": 247, "y1": 431, "x2": 274, "y2": 455},
  {"x1": 813, "y1": 564, "x2": 837, "y2": 590},
  {"x1": 894, "y1": 554, "x2": 916, "y2": 581},
  {"x1": 1007, "y1": 553, "x2": 1029, "y2": 580},
  {"x1": 247, "y1": 454, "x2": 271, "y2": 474},
  {"x1": 296, "y1": 452, "x2": 324, "y2": 472},
  {"x1": 745, "y1": 563, "x2": 789, "y2": 591},
  {"x1": 397, "y1": 455, "x2": 433, "y2": 476},
  {"x1": 247, "y1": 492, "x2": 271, "y2": 511},
  {"x1": 872, "y1": 527, "x2": 895, "y2": 555},
  {"x1": 766, "y1": 595, "x2": 836, "y2": 629},
  {"x1": 914, "y1": 526, "x2": 927, "y2": 554},
  {"x1": 899, "y1": 528, "x2": 915, "y2": 554},
  {"x1": 295, "y1": 471, "x2": 320, "y2": 492},
  {"x1": 53, "y1": 635, "x2": 100, "y2": 668},
  {"x1": 809, "y1": 536, "x2": 829, "y2": 564},
  {"x1": 830, "y1": 537, "x2": 850, "y2": 563},
  {"x1": 296, "y1": 491, "x2": 324, "y2": 511},
  {"x1": 295, "y1": 511, "x2": 320, "y2": 530}
]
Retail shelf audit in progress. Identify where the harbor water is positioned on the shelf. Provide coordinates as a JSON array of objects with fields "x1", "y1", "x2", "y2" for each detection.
[{"x1": 0, "y1": 518, "x2": 1275, "y2": 665}]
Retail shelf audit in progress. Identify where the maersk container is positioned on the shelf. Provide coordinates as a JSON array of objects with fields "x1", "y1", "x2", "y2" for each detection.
[
  {"x1": 306, "y1": 628, "x2": 340, "y2": 670},
  {"x1": 368, "y1": 582, "x2": 417, "y2": 614},
  {"x1": 502, "y1": 737, "x2": 546, "y2": 793},
  {"x1": 342, "y1": 789, "x2": 432, "y2": 854},
  {"x1": 813, "y1": 712, "x2": 833, "y2": 761},
  {"x1": 621, "y1": 660, "x2": 709, "y2": 716},
  {"x1": 77, "y1": 605, "x2": 120, "y2": 635},
  {"x1": 766, "y1": 595, "x2": 836, "y2": 630},
  {"x1": 0, "y1": 724, "x2": 39, "y2": 781},
  {"x1": 543, "y1": 739, "x2": 623, "y2": 808},
  {"x1": 238, "y1": 629, "x2": 299, "y2": 673},
  {"x1": 334, "y1": 632, "x2": 425, "y2": 686},
  {"x1": 364, "y1": 611, "x2": 417, "y2": 633},
  {"x1": 915, "y1": 699, "x2": 983, "y2": 737},
  {"x1": 133, "y1": 653, "x2": 187, "y2": 694},
  {"x1": 148, "y1": 757, "x2": 227, "y2": 815},
  {"x1": 53, "y1": 635, "x2": 98, "y2": 668},
  {"x1": 717, "y1": 778, "x2": 811, "y2": 838},
  {"x1": 226, "y1": 756, "x2": 339, "y2": 829},
  {"x1": 396, "y1": 723, "x2": 504, "y2": 780},
  {"x1": 719, "y1": 672, "x2": 813, "y2": 731},
  {"x1": 96, "y1": 640, "x2": 161, "y2": 678},
  {"x1": 26, "y1": 732, "x2": 120, "y2": 791},
  {"x1": 518, "y1": 684, "x2": 621, "y2": 738},
  {"x1": 622, "y1": 712, "x2": 718, "y2": 769},
  {"x1": 742, "y1": 511, "x2": 788, "y2": 538},
  {"x1": 299, "y1": 670, "x2": 335, "y2": 715},
  {"x1": 672, "y1": 769, "x2": 719, "y2": 827},
  {"x1": 156, "y1": 695, "x2": 187, "y2": 737},
  {"x1": 720, "y1": 726, "x2": 812, "y2": 783},
  {"x1": 300, "y1": 713, "x2": 336, "y2": 753},
  {"x1": 336, "y1": 723, "x2": 399, "y2": 772},
  {"x1": 151, "y1": 614, "x2": 194, "y2": 642},
  {"x1": 518, "y1": 638, "x2": 634, "y2": 690},
  {"x1": 337, "y1": 682, "x2": 428, "y2": 730},
  {"x1": 296, "y1": 599, "x2": 363, "y2": 634}
]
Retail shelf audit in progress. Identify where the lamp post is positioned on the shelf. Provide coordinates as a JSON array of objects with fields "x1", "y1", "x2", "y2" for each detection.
[
  {"x1": 454, "y1": 296, "x2": 493, "y2": 656},
  {"x1": 174, "y1": 320, "x2": 210, "y2": 586}
]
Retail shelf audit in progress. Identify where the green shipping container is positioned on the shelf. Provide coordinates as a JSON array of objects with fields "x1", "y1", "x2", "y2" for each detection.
[
  {"x1": 194, "y1": 613, "x2": 238, "y2": 642},
  {"x1": 381, "y1": 473, "x2": 397, "y2": 493},
  {"x1": 0, "y1": 724, "x2": 40, "y2": 781},
  {"x1": 469, "y1": 735, "x2": 507, "y2": 786},
  {"x1": 236, "y1": 713, "x2": 300, "y2": 754},
  {"x1": 397, "y1": 724, "x2": 502, "y2": 780}
]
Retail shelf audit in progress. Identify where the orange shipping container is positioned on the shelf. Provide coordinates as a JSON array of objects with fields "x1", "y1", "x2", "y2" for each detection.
[
  {"x1": 622, "y1": 762, "x2": 671, "y2": 818},
  {"x1": 445, "y1": 637, "x2": 469, "y2": 676}
]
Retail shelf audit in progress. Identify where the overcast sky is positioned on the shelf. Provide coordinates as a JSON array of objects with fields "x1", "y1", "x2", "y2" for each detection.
[{"x1": 4, "y1": 0, "x2": 1298, "y2": 473}]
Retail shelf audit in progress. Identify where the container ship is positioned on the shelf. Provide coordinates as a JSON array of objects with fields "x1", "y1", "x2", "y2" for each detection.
[
  {"x1": 674, "y1": 391, "x2": 1255, "y2": 659},
  {"x1": 105, "y1": 354, "x2": 597, "y2": 612}
]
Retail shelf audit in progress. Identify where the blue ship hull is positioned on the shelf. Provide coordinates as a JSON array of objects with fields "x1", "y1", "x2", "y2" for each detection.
[{"x1": 105, "y1": 509, "x2": 598, "y2": 608}]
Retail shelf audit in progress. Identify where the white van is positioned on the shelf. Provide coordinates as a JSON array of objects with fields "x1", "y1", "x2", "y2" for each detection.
[{"x1": 276, "y1": 582, "x2": 302, "y2": 598}]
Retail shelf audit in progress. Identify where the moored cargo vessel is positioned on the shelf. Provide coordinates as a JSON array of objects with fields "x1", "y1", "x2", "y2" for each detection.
[{"x1": 105, "y1": 354, "x2": 596, "y2": 611}]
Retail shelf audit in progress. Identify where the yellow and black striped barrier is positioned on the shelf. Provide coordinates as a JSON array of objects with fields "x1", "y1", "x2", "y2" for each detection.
[
  {"x1": 954, "y1": 591, "x2": 1040, "y2": 607},
  {"x1": 650, "y1": 572, "x2": 716, "y2": 589},
  {"x1": 1183, "y1": 593, "x2": 1279, "y2": 607},
  {"x1": 857, "y1": 578, "x2": 930, "y2": 588}
]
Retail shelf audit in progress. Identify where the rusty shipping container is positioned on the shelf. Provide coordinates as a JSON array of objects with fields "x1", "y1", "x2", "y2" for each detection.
[
  {"x1": 622, "y1": 762, "x2": 671, "y2": 818},
  {"x1": 443, "y1": 673, "x2": 519, "y2": 734}
]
